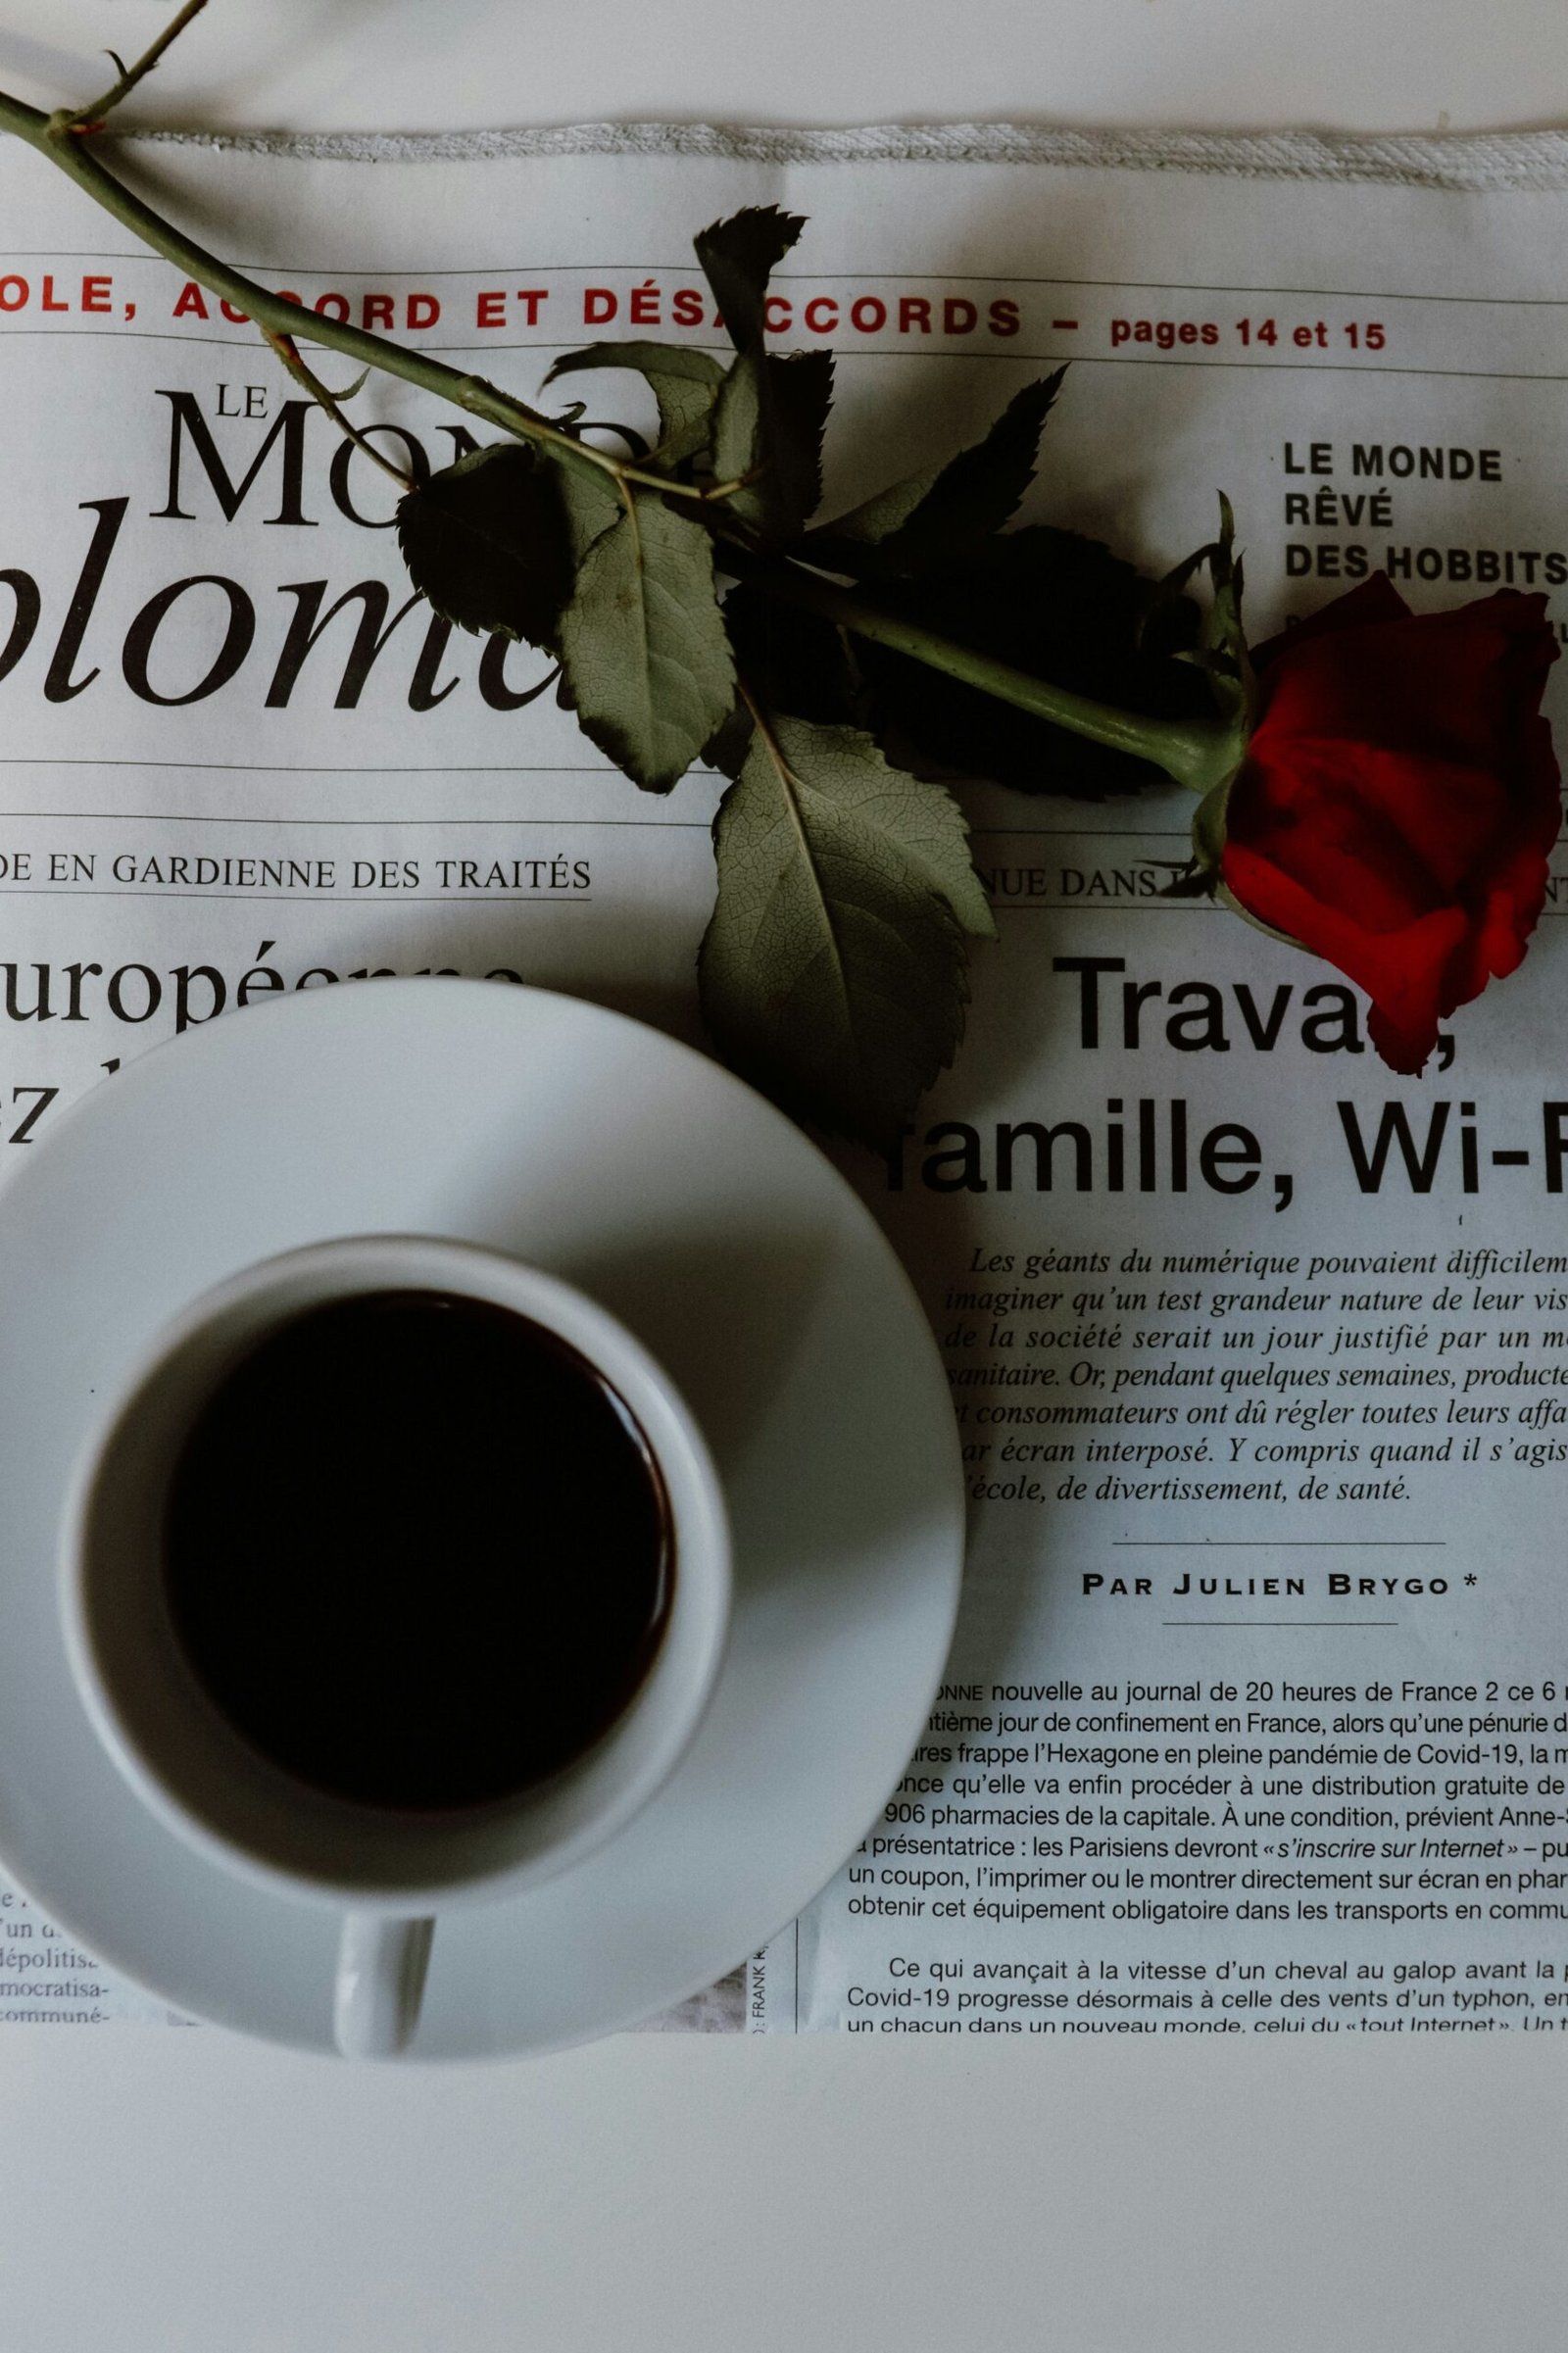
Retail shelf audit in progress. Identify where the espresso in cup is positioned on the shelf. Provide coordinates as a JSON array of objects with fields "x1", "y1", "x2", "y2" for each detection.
[
  {"x1": 63, "y1": 1236, "x2": 731, "y2": 2056},
  {"x1": 162, "y1": 1290, "x2": 674, "y2": 1813}
]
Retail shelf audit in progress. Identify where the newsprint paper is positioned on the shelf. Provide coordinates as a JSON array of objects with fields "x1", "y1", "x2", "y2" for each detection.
[{"x1": 2, "y1": 124, "x2": 1568, "y2": 2041}]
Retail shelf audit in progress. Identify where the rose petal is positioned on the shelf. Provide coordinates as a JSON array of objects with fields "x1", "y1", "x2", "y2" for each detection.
[{"x1": 1221, "y1": 577, "x2": 1560, "y2": 1071}]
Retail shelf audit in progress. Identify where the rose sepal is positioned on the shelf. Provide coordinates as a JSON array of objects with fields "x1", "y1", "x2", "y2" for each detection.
[
  {"x1": 1214, "y1": 873, "x2": 1310, "y2": 950},
  {"x1": 1153, "y1": 495, "x2": 1258, "y2": 898}
]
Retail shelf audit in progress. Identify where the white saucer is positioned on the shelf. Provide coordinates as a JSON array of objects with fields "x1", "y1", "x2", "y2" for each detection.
[{"x1": 0, "y1": 980, "x2": 962, "y2": 2056}]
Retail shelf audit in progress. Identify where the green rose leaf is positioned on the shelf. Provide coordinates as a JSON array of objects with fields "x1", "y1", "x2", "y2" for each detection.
[
  {"x1": 765, "y1": 349, "x2": 835, "y2": 529},
  {"x1": 808, "y1": 371, "x2": 1065, "y2": 577},
  {"x1": 700, "y1": 693, "x2": 756, "y2": 779},
  {"x1": 558, "y1": 488, "x2": 736, "y2": 792},
  {"x1": 699, "y1": 714, "x2": 995, "y2": 1144},
  {"x1": 713, "y1": 347, "x2": 834, "y2": 539},
  {"x1": 544, "y1": 342, "x2": 724, "y2": 466},
  {"x1": 710, "y1": 348, "x2": 762, "y2": 498},
  {"x1": 694, "y1": 205, "x2": 805, "y2": 354},
  {"x1": 682, "y1": 212, "x2": 834, "y2": 541},
  {"x1": 552, "y1": 456, "x2": 622, "y2": 563},
  {"x1": 395, "y1": 442, "x2": 573, "y2": 647},
  {"x1": 856, "y1": 523, "x2": 1213, "y2": 797}
]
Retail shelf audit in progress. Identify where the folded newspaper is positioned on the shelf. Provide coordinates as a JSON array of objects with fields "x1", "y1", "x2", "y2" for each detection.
[{"x1": 1, "y1": 120, "x2": 1566, "y2": 2040}]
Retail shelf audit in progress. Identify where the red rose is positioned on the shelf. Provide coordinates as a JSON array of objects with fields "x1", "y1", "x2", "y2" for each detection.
[{"x1": 1220, "y1": 575, "x2": 1561, "y2": 1073}]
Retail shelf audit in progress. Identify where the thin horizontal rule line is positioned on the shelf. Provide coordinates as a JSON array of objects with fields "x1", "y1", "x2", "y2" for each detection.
[
  {"x1": 971, "y1": 828, "x2": 1191, "y2": 838},
  {"x1": 1161, "y1": 1620, "x2": 1398, "y2": 1627},
  {"x1": 0, "y1": 887, "x2": 593, "y2": 904},
  {"x1": 997, "y1": 904, "x2": 1214, "y2": 913},
  {"x1": 8, "y1": 248, "x2": 1566, "y2": 310},
  {"x1": 1, "y1": 324, "x2": 1564, "y2": 384},
  {"x1": 0, "y1": 807, "x2": 705, "y2": 827},
  {"x1": 0, "y1": 760, "x2": 610, "y2": 775}
]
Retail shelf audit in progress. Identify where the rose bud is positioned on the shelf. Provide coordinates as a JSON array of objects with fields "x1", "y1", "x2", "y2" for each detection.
[{"x1": 1219, "y1": 574, "x2": 1561, "y2": 1073}]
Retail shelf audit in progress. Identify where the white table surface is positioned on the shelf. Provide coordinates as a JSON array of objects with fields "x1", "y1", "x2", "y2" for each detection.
[
  {"x1": 8, "y1": 0, "x2": 1568, "y2": 133},
  {"x1": 0, "y1": 7, "x2": 1566, "y2": 2349}
]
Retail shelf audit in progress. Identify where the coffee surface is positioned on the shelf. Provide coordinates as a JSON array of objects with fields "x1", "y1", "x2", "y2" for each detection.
[{"x1": 162, "y1": 1289, "x2": 672, "y2": 1810}]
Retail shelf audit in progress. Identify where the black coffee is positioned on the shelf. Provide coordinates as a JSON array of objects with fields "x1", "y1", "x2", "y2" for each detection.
[{"x1": 162, "y1": 1290, "x2": 672, "y2": 1811}]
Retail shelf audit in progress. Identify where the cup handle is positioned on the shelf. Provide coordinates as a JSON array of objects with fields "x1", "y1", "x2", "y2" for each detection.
[{"x1": 333, "y1": 1914, "x2": 435, "y2": 2058}]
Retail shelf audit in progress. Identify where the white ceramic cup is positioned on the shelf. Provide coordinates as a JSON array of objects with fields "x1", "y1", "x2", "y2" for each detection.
[{"x1": 59, "y1": 1236, "x2": 731, "y2": 2059}]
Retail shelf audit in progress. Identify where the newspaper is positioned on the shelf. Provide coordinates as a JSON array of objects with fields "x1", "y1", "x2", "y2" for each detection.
[{"x1": 2, "y1": 123, "x2": 1568, "y2": 2042}]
